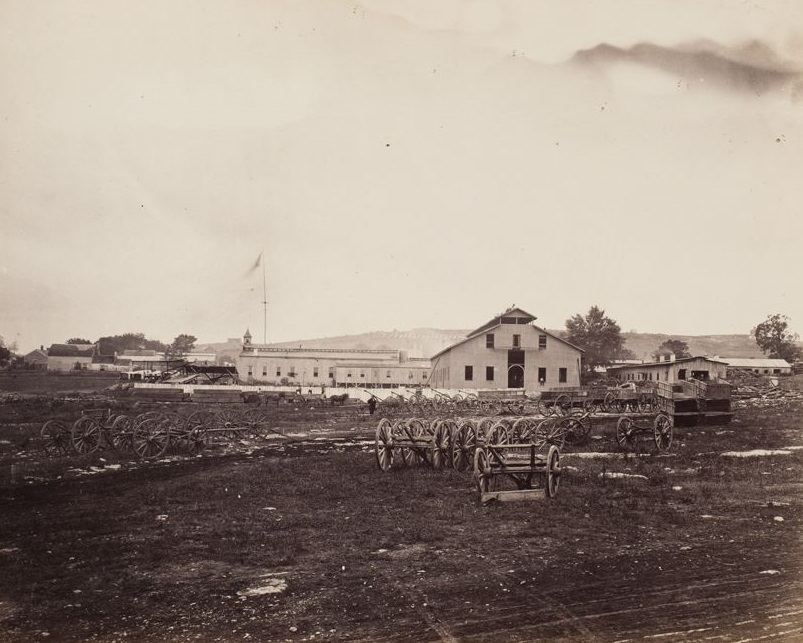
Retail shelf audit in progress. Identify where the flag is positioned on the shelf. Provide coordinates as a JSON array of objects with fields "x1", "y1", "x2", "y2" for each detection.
[{"x1": 247, "y1": 251, "x2": 263, "y2": 275}]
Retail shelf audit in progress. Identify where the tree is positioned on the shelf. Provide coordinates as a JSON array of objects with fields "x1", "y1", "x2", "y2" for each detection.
[
  {"x1": 0, "y1": 336, "x2": 12, "y2": 366},
  {"x1": 752, "y1": 314, "x2": 801, "y2": 362},
  {"x1": 168, "y1": 334, "x2": 197, "y2": 358},
  {"x1": 66, "y1": 338, "x2": 93, "y2": 345},
  {"x1": 565, "y1": 306, "x2": 626, "y2": 378},
  {"x1": 97, "y1": 333, "x2": 168, "y2": 356},
  {"x1": 652, "y1": 339, "x2": 691, "y2": 361}
]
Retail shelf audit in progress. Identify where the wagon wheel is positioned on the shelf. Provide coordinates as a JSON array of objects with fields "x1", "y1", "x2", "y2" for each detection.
[
  {"x1": 217, "y1": 408, "x2": 247, "y2": 440},
  {"x1": 476, "y1": 417, "x2": 495, "y2": 443},
  {"x1": 554, "y1": 394, "x2": 572, "y2": 416},
  {"x1": 40, "y1": 420, "x2": 71, "y2": 456},
  {"x1": 615, "y1": 416, "x2": 636, "y2": 451},
  {"x1": 511, "y1": 416, "x2": 535, "y2": 443},
  {"x1": 109, "y1": 414, "x2": 135, "y2": 452},
  {"x1": 71, "y1": 415, "x2": 103, "y2": 454},
  {"x1": 473, "y1": 446, "x2": 493, "y2": 494},
  {"x1": 392, "y1": 420, "x2": 414, "y2": 468},
  {"x1": 185, "y1": 409, "x2": 215, "y2": 447},
  {"x1": 545, "y1": 445, "x2": 561, "y2": 498},
  {"x1": 242, "y1": 408, "x2": 269, "y2": 439},
  {"x1": 603, "y1": 391, "x2": 618, "y2": 413},
  {"x1": 582, "y1": 397, "x2": 600, "y2": 414},
  {"x1": 431, "y1": 421, "x2": 452, "y2": 470},
  {"x1": 534, "y1": 418, "x2": 565, "y2": 449},
  {"x1": 451, "y1": 421, "x2": 476, "y2": 471},
  {"x1": 375, "y1": 418, "x2": 394, "y2": 470},
  {"x1": 132, "y1": 416, "x2": 171, "y2": 459},
  {"x1": 560, "y1": 416, "x2": 591, "y2": 446},
  {"x1": 487, "y1": 421, "x2": 509, "y2": 446},
  {"x1": 653, "y1": 413, "x2": 673, "y2": 452}
]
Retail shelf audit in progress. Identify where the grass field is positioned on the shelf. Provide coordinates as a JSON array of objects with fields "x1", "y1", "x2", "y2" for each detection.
[{"x1": 0, "y1": 376, "x2": 801, "y2": 641}]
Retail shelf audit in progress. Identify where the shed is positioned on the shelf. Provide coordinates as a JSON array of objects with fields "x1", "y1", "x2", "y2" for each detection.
[
  {"x1": 722, "y1": 357, "x2": 792, "y2": 376},
  {"x1": 606, "y1": 356, "x2": 728, "y2": 384}
]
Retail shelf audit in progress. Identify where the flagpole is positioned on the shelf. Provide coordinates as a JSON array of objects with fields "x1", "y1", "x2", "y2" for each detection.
[{"x1": 261, "y1": 251, "x2": 267, "y2": 345}]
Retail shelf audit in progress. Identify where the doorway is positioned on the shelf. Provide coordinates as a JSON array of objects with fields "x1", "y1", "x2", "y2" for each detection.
[{"x1": 507, "y1": 350, "x2": 524, "y2": 388}]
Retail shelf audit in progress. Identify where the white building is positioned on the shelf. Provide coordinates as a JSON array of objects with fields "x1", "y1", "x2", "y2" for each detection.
[{"x1": 428, "y1": 307, "x2": 583, "y2": 391}]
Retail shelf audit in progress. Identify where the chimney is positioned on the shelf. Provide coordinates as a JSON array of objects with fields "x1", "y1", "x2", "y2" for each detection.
[{"x1": 669, "y1": 353, "x2": 676, "y2": 362}]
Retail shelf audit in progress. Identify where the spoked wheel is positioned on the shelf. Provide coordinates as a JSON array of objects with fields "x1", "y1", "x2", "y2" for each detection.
[
  {"x1": 71, "y1": 416, "x2": 103, "y2": 454},
  {"x1": 392, "y1": 420, "x2": 417, "y2": 468},
  {"x1": 615, "y1": 416, "x2": 636, "y2": 451},
  {"x1": 534, "y1": 418, "x2": 565, "y2": 449},
  {"x1": 40, "y1": 420, "x2": 71, "y2": 456},
  {"x1": 487, "y1": 421, "x2": 509, "y2": 446},
  {"x1": 375, "y1": 418, "x2": 394, "y2": 471},
  {"x1": 473, "y1": 446, "x2": 493, "y2": 494},
  {"x1": 545, "y1": 445, "x2": 561, "y2": 498},
  {"x1": 432, "y1": 420, "x2": 453, "y2": 470},
  {"x1": 132, "y1": 416, "x2": 171, "y2": 459},
  {"x1": 653, "y1": 412, "x2": 673, "y2": 451},
  {"x1": 451, "y1": 421, "x2": 476, "y2": 471},
  {"x1": 511, "y1": 417, "x2": 536, "y2": 443},
  {"x1": 560, "y1": 416, "x2": 591, "y2": 446},
  {"x1": 555, "y1": 394, "x2": 572, "y2": 416},
  {"x1": 109, "y1": 414, "x2": 135, "y2": 453},
  {"x1": 185, "y1": 409, "x2": 215, "y2": 448},
  {"x1": 242, "y1": 408, "x2": 269, "y2": 439},
  {"x1": 603, "y1": 391, "x2": 618, "y2": 413},
  {"x1": 217, "y1": 409, "x2": 247, "y2": 441}
]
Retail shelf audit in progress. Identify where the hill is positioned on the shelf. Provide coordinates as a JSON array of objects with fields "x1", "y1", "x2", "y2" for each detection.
[{"x1": 199, "y1": 329, "x2": 768, "y2": 362}]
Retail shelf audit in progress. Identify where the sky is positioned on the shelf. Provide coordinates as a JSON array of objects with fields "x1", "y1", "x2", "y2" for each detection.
[{"x1": 1, "y1": 0, "x2": 802, "y2": 354}]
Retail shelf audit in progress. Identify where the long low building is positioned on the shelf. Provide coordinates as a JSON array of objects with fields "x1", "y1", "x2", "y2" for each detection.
[
  {"x1": 606, "y1": 355, "x2": 728, "y2": 383},
  {"x1": 722, "y1": 357, "x2": 792, "y2": 376},
  {"x1": 236, "y1": 330, "x2": 431, "y2": 388}
]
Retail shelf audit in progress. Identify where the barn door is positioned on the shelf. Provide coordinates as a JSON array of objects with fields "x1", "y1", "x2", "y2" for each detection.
[{"x1": 507, "y1": 350, "x2": 524, "y2": 388}]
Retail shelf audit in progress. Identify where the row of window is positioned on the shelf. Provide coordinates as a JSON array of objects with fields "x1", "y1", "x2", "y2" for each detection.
[
  {"x1": 464, "y1": 365, "x2": 568, "y2": 383},
  {"x1": 485, "y1": 333, "x2": 548, "y2": 349},
  {"x1": 247, "y1": 365, "x2": 428, "y2": 380}
]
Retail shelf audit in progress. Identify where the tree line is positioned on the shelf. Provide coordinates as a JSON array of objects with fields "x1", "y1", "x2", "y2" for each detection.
[{"x1": 64, "y1": 333, "x2": 198, "y2": 358}]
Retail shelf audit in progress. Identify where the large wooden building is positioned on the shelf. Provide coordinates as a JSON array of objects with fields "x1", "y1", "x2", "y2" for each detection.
[
  {"x1": 236, "y1": 330, "x2": 431, "y2": 388},
  {"x1": 428, "y1": 307, "x2": 583, "y2": 391}
]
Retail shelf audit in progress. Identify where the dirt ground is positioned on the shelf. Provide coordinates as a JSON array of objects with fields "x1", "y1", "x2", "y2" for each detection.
[{"x1": 0, "y1": 382, "x2": 802, "y2": 642}]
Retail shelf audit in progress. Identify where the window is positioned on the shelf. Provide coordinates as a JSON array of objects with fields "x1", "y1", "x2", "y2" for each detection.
[
  {"x1": 247, "y1": 366, "x2": 253, "y2": 376},
  {"x1": 262, "y1": 366, "x2": 268, "y2": 377},
  {"x1": 328, "y1": 368, "x2": 335, "y2": 379},
  {"x1": 386, "y1": 370, "x2": 391, "y2": 378},
  {"x1": 360, "y1": 371, "x2": 365, "y2": 378},
  {"x1": 409, "y1": 372, "x2": 414, "y2": 379},
  {"x1": 512, "y1": 334, "x2": 521, "y2": 348},
  {"x1": 486, "y1": 366, "x2": 494, "y2": 381},
  {"x1": 558, "y1": 367, "x2": 567, "y2": 383},
  {"x1": 538, "y1": 335, "x2": 547, "y2": 349},
  {"x1": 538, "y1": 367, "x2": 546, "y2": 384},
  {"x1": 276, "y1": 367, "x2": 281, "y2": 377},
  {"x1": 313, "y1": 367, "x2": 319, "y2": 378},
  {"x1": 465, "y1": 365, "x2": 473, "y2": 381},
  {"x1": 486, "y1": 334, "x2": 495, "y2": 348},
  {"x1": 347, "y1": 371, "x2": 352, "y2": 378}
]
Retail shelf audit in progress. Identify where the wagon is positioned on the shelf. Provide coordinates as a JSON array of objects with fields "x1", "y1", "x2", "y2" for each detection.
[
  {"x1": 473, "y1": 438, "x2": 561, "y2": 502},
  {"x1": 374, "y1": 417, "x2": 458, "y2": 470},
  {"x1": 615, "y1": 411, "x2": 674, "y2": 452}
]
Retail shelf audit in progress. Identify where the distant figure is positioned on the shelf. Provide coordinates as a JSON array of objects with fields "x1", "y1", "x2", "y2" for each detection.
[{"x1": 367, "y1": 396, "x2": 378, "y2": 415}]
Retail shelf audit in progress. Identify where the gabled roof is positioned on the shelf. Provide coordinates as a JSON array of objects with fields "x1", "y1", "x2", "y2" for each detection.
[
  {"x1": 431, "y1": 309, "x2": 583, "y2": 359},
  {"x1": 724, "y1": 357, "x2": 791, "y2": 369},
  {"x1": 468, "y1": 306, "x2": 538, "y2": 338},
  {"x1": 607, "y1": 355, "x2": 728, "y2": 370},
  {"x1": 47, "y1": 343, "x2": 96, "y2": 358}
]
